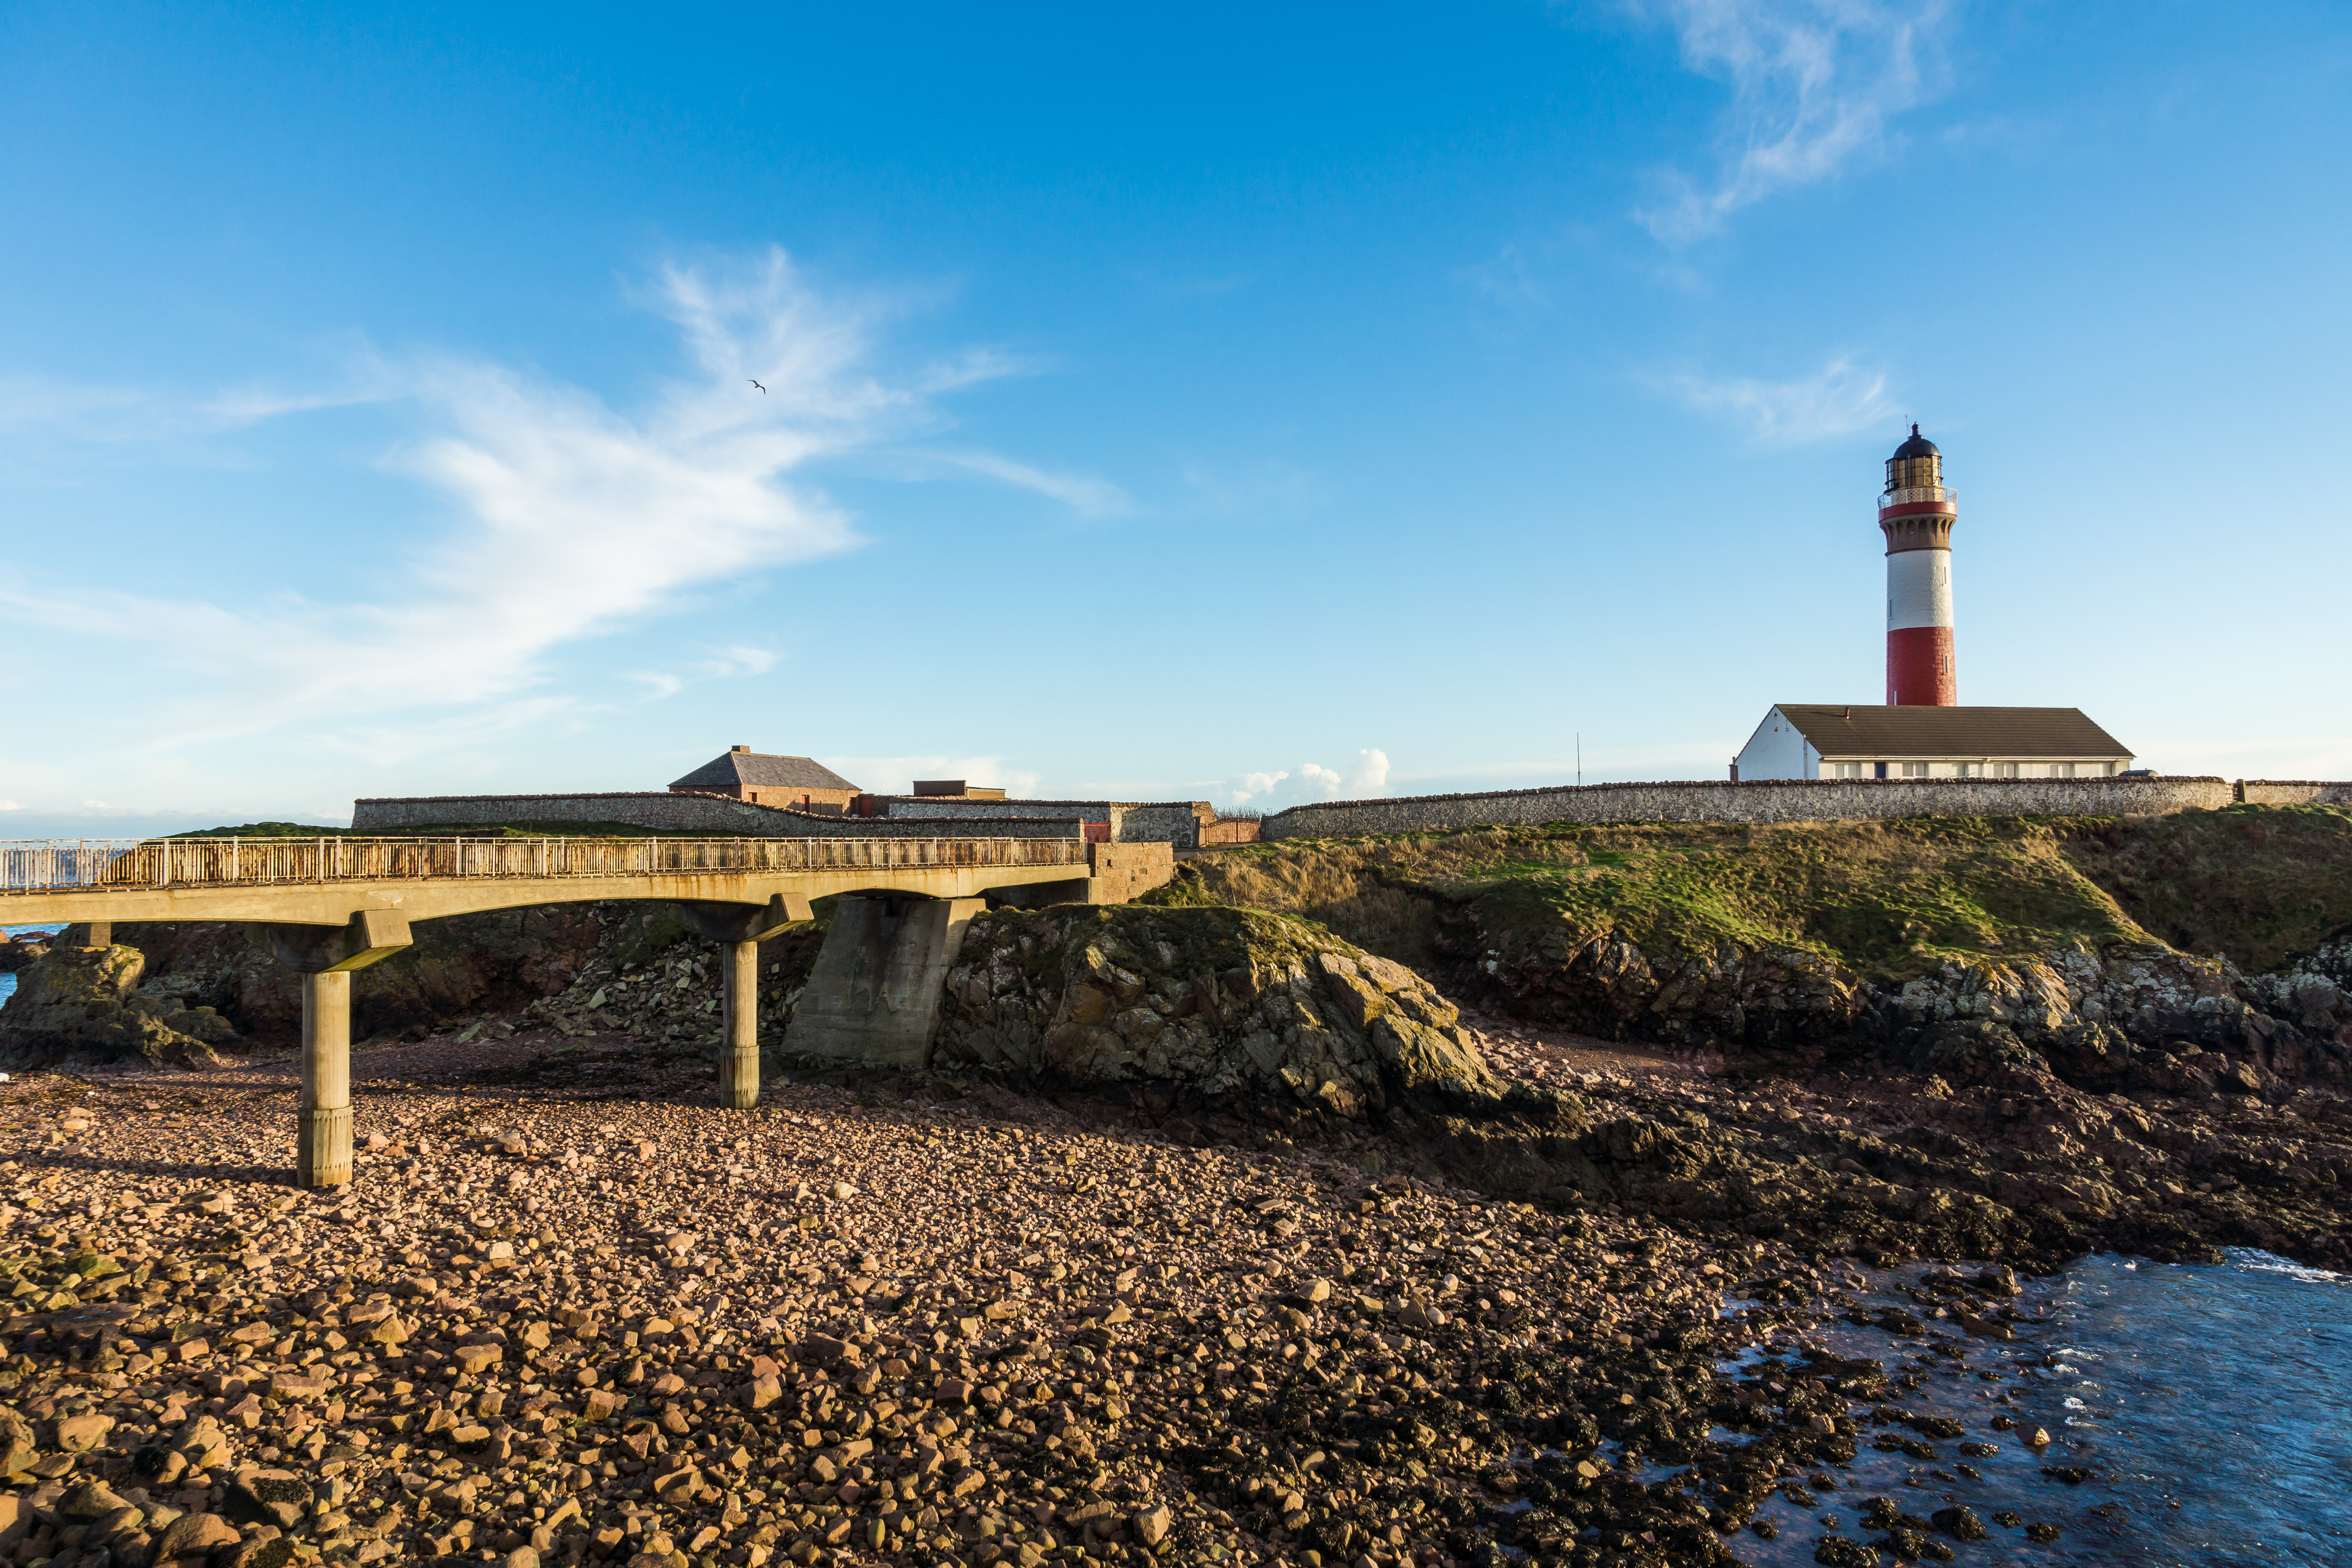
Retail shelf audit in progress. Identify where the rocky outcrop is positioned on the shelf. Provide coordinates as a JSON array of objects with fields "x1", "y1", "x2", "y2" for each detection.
[
  {"x1": 0, "y1": 944, "x2": 239, "y2": 1070},
  {"x1": 2245, "y1": 938, "x2": 2352, "y2": 1045},
  {"x1": 106, "y1": 905, "x2": 616, "y2": 1047},
  {"x1": 934, "y1": 905, "x2": 1502, "y2": 1115},
  {"x1": 1456, "y1": 913, "x2": 2352, "y2": 1094},
  {"x1": 1453, "y1": 927, "x2": 1871, "y2": 1053},
  {"x1": 518, "y1": 908, "x2": 824, "y2": 1045},
  {"x1": 0, "y1": 934, "x2": 50, "y2": 973}
]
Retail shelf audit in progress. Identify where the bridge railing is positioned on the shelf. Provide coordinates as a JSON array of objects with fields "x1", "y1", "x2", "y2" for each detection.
[{"x1": 0, "y1": 836, "x2": 1089, "y2": 895}]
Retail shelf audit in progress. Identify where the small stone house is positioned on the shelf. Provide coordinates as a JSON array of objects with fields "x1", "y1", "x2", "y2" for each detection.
[
  {"x1": 1735, "y1": 705, "x2": 2135, "y2": 781},
  {"x1": 668, "y1": 747, "x2": 863, "y2": 814}
]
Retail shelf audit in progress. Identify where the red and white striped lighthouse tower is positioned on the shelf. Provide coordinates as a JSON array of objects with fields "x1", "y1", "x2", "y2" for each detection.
[{"x1": 1881, "y1": 424, "x2": 1958, "y2": 706}]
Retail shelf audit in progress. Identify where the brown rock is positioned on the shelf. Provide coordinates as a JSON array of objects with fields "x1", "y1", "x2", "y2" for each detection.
[
  {"x1": 1133, "y1": 1505, "x2": 1172, "y2": 1548},
  {"x1": 0, "y1": 1408, "x2": 34, "y2": 1477},
  {"x1": 59, "y1": 1482, "x2": 134, "y2": 1520},
  {"x1": 155, "y1": 1511, "x2": 242, "y2": 1559},
  {"x1": 52, "y1": 1413, "x2": 113, "y2": 1453}
]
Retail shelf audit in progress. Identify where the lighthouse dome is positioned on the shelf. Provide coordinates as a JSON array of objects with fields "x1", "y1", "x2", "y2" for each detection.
[{"x1": 1892, "y1": 424, "x2": 1939, "y2": 460}]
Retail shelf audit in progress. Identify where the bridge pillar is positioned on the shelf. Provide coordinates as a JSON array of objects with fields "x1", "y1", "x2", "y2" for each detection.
[
  {"x1": 720, "y1": 940, "x2": 759, "y2": 1109},
  {"x1": 781, "y1": 895, "x2": 985, "y2": 1070},
  {"x1": 299, "y1": 972, "x2": 354, "y2": 1188},
  {"x1": 251, "y1": 911, "x2": 415, "y2": 1190},
  {"x1": 672, "y1": 894, "x2": 812, "y2": 1109}
]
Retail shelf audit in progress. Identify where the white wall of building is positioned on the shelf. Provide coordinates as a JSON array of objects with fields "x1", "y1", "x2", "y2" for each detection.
[
  {"x1": 1735, "y1": 708, "x2": 1821, "y2": 780},
  {"x1": 1736, "y1": 706, "x2": 2133, "y2": 781}
]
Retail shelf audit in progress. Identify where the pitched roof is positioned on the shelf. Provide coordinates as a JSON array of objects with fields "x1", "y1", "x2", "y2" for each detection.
[
  {"x1": 1774, "y1": 706, "x2": 2132, "y2": 759},
  {"x1": 669, "y1": 750, "x2": 861, "y2": 793}
]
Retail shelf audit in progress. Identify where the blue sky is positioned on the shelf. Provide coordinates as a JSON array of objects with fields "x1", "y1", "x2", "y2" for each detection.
[{"x1": 2, "y1": 1, "x2": 2347, "y2": 836}]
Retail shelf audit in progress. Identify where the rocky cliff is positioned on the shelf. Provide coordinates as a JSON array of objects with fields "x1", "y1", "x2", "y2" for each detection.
[{"x1": 1153, "y1": 806, "x2": 2352, "y2": 1095}]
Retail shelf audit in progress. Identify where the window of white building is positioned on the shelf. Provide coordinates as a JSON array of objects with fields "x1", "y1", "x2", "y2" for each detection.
[
  {"x1": 1901, "y1": 761, "x2": 1930, "y2": 778},
  {"x1": 1994, "y1": 762, "x2": 2019, "y2": 778},
  {"x1": 1834, "y1": 762, "x2": 1863, "y2": 778}
]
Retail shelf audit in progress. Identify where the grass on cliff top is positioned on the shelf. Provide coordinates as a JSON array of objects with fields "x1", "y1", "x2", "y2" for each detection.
[
  {"x1": 1159, "y1": 808, "x2": 2352, "y2": 983},
  {"x1": 1163, "y1": 816, "x2": 2144, "y2": 983},
  {"x1": 2057, "y1": 804, "x2": 2352, "y2": 973}
]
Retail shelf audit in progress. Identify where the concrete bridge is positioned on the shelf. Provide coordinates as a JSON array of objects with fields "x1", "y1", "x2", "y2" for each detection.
[{"x1": 0, "y1": 835, "x2": 1169, "y2": 1188}]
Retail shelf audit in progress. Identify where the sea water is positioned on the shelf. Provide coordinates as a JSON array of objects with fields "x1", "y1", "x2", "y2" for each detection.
[
  {"x1": 0, "y1": 924, "x2": 64, "y2": 1010},
  {"x1": 1723, "y1": 1249, "x2": 2352, "y2": 1567}
]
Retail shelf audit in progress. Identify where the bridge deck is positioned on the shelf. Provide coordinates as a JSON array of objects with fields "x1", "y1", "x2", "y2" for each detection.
[
  {"x1": 0, "y1": 835, "x2": 1090, "y2": 924},
  {"x1": 0, "y1": 835, "x2": 1116, "y2": 1191}
]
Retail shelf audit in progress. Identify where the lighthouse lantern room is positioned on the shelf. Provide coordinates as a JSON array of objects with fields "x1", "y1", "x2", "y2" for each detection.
[{"x1": 1882, "y1": 425, "x2": 1958, "y2": 706}]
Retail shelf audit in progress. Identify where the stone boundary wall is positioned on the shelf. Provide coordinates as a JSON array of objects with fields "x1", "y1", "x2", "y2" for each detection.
[
  {"x1": 879, "y1": 796, "x2": 1214, "y2": 848},
  {"x1": 2237, "y1": 781, "x2": 2352, "y2": 806},
  {"x1": 351, "y1": 791, "x2": 1082, "y2": 840},
  {"x1": 1258, "y1": 775, "x2": 2237, "y2": 840}
]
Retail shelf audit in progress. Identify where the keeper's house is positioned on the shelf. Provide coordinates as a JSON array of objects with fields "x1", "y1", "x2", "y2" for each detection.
[
  {"x1": 669, "y1": 746, "x2": 862, "y2": 814},
  {"x1": 1734, "y1": 705, "x2": 2135, "y2": 781}
]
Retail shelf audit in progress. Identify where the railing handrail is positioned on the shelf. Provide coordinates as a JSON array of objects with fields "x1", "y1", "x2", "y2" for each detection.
[
  {"x1": 0, "y1": 835, "x2": 1089, "y2": 896},
  {"x1": 1879, "y1": 485, "x2": 1956, "y2": 508}
]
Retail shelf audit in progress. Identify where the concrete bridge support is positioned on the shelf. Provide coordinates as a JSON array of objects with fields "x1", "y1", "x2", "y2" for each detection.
[
  {"x1": 673, "y1": 894, "x2": 812, "y2": 1108},
  {"x1": 300, "y1": 973, "x2": 352, "y2": 1187},
  {"x1": 252, "y1": 911, "x2": 416, "y2": 1188},
  {"x1": 782, "y1": 895, "x2": 985, "y2": 1070}
]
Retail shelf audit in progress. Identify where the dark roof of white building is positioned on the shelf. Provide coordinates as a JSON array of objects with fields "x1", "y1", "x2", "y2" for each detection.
[
  {"x1": 669, "y1": 749, "x2": 860, "y2": 793},
  {"x1": 1775, "y1": 706, "x2": 2131, "y2": 759}
]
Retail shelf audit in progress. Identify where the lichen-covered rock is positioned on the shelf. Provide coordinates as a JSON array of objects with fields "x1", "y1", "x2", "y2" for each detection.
[
  {"x1": 0, "y1": 943, "x2": 237, "y2": 1070},
  {"x1": 2246, "y1": 939, "x2": 2352, "y2": 1046},
  {"x1": 934, "y1": 905, "x2": 1500, "y2": 1114},
  {"x1": 1463, "y1": 928, "x2": 1871, "y2": 1052}
]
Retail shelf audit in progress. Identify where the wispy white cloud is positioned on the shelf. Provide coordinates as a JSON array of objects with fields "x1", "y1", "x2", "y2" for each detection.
[
  {"x1": 1657, "y1": 354, "x2": 1898, "y2": 444},
  {"x1": 1224, "y1": 748, "x2": 1390, "y2": 810},
  {"x1": 1179, "y1": 460, "x2": 1326, "y2": 523},
  {"x1": 928, "y1": 450, "x2": 1132, "y2": 518},
  {"x1": 0, "y1": 365, "x2": 396, "y2": 452},
  {"x1": 1462, "y1": 243, "x2": 1553, "y2": 313},
  {"x1": 1633, "y1": 0, "x2": 1953, "y2": 242},
  {"x1": 624, "y1": 645, "x2": 782, "y2": 703},
  {"x1": 0, "y1": 248, "x2": 1097, "y2": 771}
]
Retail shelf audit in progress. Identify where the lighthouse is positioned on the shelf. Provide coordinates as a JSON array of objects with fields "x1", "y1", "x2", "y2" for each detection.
[{"x1": 1881, "y1": 424, "x2": 1957, "y2": 706}]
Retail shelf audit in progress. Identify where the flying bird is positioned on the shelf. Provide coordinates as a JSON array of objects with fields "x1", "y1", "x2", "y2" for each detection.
[{"x1": 748, "y1": 379, "x2": 766, "y2": 393}]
